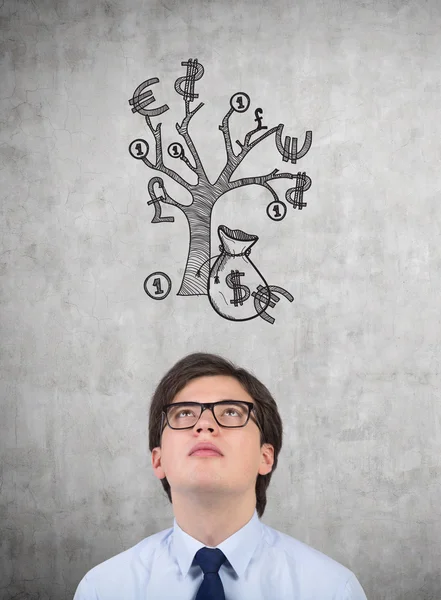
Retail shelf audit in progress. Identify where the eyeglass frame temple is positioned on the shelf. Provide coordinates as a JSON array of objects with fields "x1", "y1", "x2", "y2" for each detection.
[{"x1": 160, "y1": 401, "x2": 262, "y2": 434}]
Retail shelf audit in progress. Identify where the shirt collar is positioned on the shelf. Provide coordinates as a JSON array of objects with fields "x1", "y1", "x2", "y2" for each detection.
[{"x1": 171, "y1": 509, "x2": 263, "y2": 578}]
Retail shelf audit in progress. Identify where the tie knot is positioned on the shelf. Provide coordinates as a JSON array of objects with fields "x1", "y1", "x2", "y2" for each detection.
[{"x1": 193, "y1": 547, "x2": 227, "y2": 574}]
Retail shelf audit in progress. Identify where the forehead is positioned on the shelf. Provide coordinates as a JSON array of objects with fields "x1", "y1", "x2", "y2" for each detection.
[{"x1": 172, "y1": 375, "x2": 252, "y2": 404}]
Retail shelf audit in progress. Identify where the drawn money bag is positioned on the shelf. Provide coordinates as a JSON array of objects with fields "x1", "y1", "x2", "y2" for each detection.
[{"x1": 207, "y1": 225, "x2": 271, "y2": 322}]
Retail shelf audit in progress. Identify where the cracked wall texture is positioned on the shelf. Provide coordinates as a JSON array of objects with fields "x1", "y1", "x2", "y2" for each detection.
[{"x1": 1, "y1": 0, "x2": 440, "y2": 598}]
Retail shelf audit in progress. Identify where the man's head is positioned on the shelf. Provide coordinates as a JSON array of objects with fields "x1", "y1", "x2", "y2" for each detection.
[{"x1": 149, "y1": 353, "x2": 283, "y2": 518}]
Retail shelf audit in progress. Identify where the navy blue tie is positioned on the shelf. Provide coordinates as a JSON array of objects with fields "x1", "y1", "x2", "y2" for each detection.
[{"x1": 193, "y1": 547, "x2": 227, "y2": 600}]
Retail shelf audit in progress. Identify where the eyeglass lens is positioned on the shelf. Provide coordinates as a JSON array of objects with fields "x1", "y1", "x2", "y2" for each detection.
[{"x1": 167, "y1": 402, "x2": 249, "y2": 428}]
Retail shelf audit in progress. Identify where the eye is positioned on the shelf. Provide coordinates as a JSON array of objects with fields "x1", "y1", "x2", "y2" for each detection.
[
  {"x1": 224, "y1": 408, "x2": 239, "y2": 416},
  {"x1": 178, "y1": 409, "x2": 193, "y2": 417}
]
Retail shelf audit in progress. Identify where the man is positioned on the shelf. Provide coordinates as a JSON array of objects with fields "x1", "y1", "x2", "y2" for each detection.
[{"x1": 74, "y1": 352, "x2": 368, "y2": 599}]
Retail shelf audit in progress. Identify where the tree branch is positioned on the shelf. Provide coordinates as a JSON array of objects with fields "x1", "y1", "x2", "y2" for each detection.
[
  {"x1": 179, "y1": 154, "x2": 197, "y2": 173},
  {"x1": 228, "y1": 169, "x2": 312, "y2": 209},
  {"x1": 237, "y1": 125, "x2": 280, "y2": 157},
  {"x1": 228, "y1": 168, "x2": 298, "y2": 190},
  {"x1": 218, "y1": 107, "x2": 236, "y2": 162},
  {"x1": 143, "y1": 116, "x2": 193, "y2": 191},
  {"x1": 175, "y1": 102, "x2": 208, "y2": 181},
  {"x1": 215, "y1": 120, "x2": 280, "y2": 189},
  {"x1": 261, "y1": 182, "x2": 279, "y2": 203}
]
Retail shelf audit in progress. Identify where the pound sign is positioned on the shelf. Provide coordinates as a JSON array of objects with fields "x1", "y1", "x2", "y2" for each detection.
[{"x1": 254, "y1": 108, "x2": 268, "y2": 131}]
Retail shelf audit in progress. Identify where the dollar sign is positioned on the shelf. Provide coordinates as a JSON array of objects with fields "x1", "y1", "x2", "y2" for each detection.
[
  {"x1": 174, "y1": 58, "x2": 205, "y2": 103},
  {"x1": 254, "y1": 108, "x2": 267, "y2": 131},
  {"x1": 226, "y1": 270, "x2": 251, "y2": 307},
  {"x1": 285, "y1": 172, "x2": 312, "y2": 210},
  {"x1": 129, "y1": 77, "x2": 169, "y2": 117}
]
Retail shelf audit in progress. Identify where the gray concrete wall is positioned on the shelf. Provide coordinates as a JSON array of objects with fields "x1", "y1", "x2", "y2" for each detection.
[{"x1": 1, "y1": 0, "x2": 440, "y2": 598}]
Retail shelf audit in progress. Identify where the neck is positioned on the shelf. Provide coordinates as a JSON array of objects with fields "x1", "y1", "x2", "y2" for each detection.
[{"x1": 173, "y1": 492, "x2": 256, "y2": 547}]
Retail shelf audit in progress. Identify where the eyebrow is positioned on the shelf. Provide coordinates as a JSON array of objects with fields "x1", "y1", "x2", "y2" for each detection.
[{"x1": 172, "y1": 399, "x2": 247, "y2": 404}]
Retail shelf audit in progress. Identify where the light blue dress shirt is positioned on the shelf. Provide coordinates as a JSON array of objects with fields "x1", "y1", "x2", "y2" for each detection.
[{"x1": 73, "y1": 509, "x2": 368, "y2": 599}]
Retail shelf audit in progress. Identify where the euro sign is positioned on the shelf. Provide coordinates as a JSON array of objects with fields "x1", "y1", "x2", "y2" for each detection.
[
  {"x1": 252, "y1": 285, "x2": 294, "y2": 325},
  {"x1": 129, "y1": 78, "x2": 169, "y2": 118},
  {"x1": 275, "y1": 124, "x2": 312, "y2": 164},
  {"x1": 174, "y1": 58, "x2": 204, "y2": 103}
]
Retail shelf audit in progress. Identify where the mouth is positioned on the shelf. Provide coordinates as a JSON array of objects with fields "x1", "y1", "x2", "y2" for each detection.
[
  {"x1": 190, "y1": 449, "x2": 223, "y2": 457},
  {"x1": 189, "y1": 441, "x2": 223, "y2": 456}
]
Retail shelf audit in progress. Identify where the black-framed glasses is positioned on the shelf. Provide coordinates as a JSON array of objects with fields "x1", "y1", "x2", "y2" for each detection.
[{"x1": 160, "y1": 400, "x2": 262, "y2": 432}]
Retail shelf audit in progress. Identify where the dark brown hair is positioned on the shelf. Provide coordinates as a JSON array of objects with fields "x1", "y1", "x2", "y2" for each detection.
[{"x1": 148, "y1": 352, "x2": 283, "y2": 518}]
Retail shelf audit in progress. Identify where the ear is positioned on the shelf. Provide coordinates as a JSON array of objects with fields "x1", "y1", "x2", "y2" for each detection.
[
  {"x1": 259, "y1": 443, "x2": 274, "y2": 475},
  {"x1": 151, "y1": 447, "x2": 167, "y2": 480}
]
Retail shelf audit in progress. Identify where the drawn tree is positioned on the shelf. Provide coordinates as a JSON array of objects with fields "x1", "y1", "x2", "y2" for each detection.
[{"x1": 128, "y1": 59, "x2": 312, "y2": 297}]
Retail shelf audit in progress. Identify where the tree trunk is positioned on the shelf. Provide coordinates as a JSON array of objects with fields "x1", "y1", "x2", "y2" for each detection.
[{"x1": 177, "y1": 187, "x2": 219, "y2": 296}]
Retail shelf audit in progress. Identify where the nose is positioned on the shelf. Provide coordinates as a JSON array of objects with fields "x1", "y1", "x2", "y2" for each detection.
[{"x1": 195, "y1": 405, "x2": 219, "y2": 430}]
